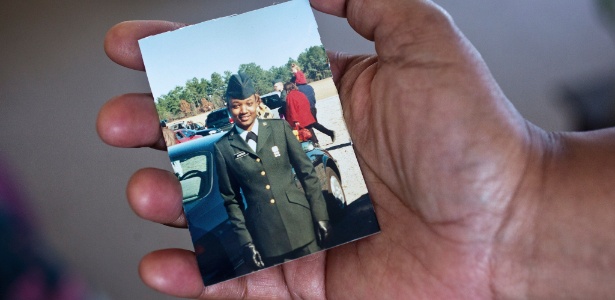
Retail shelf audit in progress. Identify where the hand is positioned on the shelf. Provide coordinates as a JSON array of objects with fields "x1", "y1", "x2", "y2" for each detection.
[
  {"x1": 98, "y1": 0, "x2": 615, "y2": 299},
  {"x1": 316, "y1": 220, "x2": 330, "y2": 247},
  {"x1": 243, "y1": 243, "x2": 265, "y2": 270}
]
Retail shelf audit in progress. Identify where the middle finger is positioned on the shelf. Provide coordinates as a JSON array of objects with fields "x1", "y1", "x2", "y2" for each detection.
[{"x1": 97, "y1": 93, "x2": 166, "y2": 150}]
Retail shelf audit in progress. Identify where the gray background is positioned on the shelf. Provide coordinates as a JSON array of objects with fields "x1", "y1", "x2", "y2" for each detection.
[{"x1": 1, "y1": 0, "x2": 614, "y2": 299}]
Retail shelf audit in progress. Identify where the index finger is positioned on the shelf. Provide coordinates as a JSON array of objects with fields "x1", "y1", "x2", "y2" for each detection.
[{"x1": 104, "y1": 20, "x2": 186, "y2": 71}]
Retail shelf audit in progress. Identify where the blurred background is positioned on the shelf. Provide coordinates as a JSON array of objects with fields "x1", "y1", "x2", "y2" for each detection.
[{"x1": 1, "y1": 0, "x2": 614, "y2": 298}]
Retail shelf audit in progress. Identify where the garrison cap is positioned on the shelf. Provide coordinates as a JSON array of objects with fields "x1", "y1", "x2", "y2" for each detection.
[{"x1": 226, "y1": 71, "x2": 255, "y2": 100}]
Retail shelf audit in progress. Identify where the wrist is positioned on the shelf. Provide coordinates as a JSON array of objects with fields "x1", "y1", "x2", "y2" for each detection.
[
  {"x1": 488, "y1": 131, "x2": 548, "y2": 299},
  {"x1": 492, "y1": 131, "x2": 615, "y2": 298}
]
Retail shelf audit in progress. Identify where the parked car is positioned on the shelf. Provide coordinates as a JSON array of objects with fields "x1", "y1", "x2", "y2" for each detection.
[
  {"x1": 194, "y1": 127, "x2": 222, "y2": 136},
  {"x1": 260, "y1": 91, "x2": 285, "y2": 118},
  {"x1": 186, "y1": 122, "x2": 206, "y2": 130},
  {"x1": 168, "y1": 133, "x2": 346, "y2": 285},
  {"x1": 174, "y1": 129, "x2": 203, "y2": 143},
  {"x1": 205, "y1": 108, "x2": 234, "y2": 131},
  {"x1": 169, "y1": 121, "x2": 206, "y2": 131},
  {"x1": 168, "y1": 122, "x2": 186, "y2": 130}
]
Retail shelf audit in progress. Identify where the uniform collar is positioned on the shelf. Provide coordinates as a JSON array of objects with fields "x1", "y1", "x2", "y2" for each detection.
[{"x1": 235, "y1": 118, "x2": 259, "y2": 140}]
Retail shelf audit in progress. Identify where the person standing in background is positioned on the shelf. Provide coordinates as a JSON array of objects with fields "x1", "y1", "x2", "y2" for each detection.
[
  {"x1": 290, "y1": 63, "x2": 307, "y2": 85},
  {"x1": 284, "y1": 82, "x2": 335, "y2": 146},
  {"x1": 290, "y1": 64, "x2": 319, "y2": 121},
  {"x1": 272, "y1": 79, "x2": 288, "y2": 118}
]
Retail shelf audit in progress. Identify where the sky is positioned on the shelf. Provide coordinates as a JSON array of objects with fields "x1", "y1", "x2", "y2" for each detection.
[{"x1": 139, "y1": 0, "x2": 324, "y2": 100}]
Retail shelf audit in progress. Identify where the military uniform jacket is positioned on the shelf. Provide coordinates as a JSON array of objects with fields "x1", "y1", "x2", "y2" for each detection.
[{"x1": 214, "y1": 119, "x2": 329, "y2": 257}]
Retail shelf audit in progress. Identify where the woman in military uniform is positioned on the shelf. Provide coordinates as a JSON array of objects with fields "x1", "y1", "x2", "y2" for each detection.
[{"x1": 214, "y1": 72, "x2": 330, "y2": 269}]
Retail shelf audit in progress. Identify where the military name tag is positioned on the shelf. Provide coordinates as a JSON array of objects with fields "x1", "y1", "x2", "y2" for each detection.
[
  {"x1": 234, "y1": 151, "x2": 248, "y2": 159},
  {"x1": 271, "y1": 146, "x2": 281, "y2": 157}
]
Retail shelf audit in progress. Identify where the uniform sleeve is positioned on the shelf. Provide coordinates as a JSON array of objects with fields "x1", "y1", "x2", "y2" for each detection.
[
  {"x1": 282, "y1": 122, "x2": 329, "y2": 222},
  {"x1": 214, "y1": 143, "x2": 253, "y2": 247}
]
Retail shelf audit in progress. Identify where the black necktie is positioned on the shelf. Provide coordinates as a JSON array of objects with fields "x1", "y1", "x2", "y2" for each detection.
[{"x1": 246, "y1": 131, "x2": 258, "y2": 143}]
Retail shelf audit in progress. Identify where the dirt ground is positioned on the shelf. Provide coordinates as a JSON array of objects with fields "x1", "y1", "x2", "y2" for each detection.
[
  {"x1": 311, "y1": 95, "x2": 368, "y2": 204},
  {"x1": 309, "y1": 77, "x2": 338, "y2": 101}
]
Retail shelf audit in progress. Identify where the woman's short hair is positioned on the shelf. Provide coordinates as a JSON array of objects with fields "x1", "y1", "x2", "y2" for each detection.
[{"x1": 284, "y1": 82, "x2": 297, "y2": 92}]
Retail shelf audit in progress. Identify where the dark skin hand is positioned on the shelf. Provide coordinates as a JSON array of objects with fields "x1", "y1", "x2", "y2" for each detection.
[{"x1": 97, "y1": 0, "x2": 615, "y2": 298}]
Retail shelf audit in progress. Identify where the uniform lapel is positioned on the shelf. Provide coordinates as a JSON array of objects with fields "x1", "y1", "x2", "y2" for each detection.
[
  {"x1": 256, "y1": 120, "x2": 271, "y2": 154},
  {"x1": 227, "y1": 126, "x2": 255, "y2": 154}
]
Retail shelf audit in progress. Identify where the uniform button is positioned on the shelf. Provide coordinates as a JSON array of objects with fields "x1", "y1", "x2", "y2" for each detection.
[
  {"x1": 256, "y1": 158, "x2": 261, "y2": 162},
  {"x1": 270, "y1": 199, "x2": 275, "y2": 204},
  {"x1": 265, "y1": 184, "x2": 271, "y2": 190},
  {"x1": 261, "y1": 171, "x2": 266, "y2": 176}
]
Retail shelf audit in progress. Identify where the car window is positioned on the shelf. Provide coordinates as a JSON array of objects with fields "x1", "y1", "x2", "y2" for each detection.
[
  {"x1": 262, "y1": 94, "x2": 283, "y2": 109},
  {"x1": 172, "y1": 152, "x2": 214, "y2": 203},
  {"x1": 208, "y1": 110, "x2": 226, "y2": 121}
]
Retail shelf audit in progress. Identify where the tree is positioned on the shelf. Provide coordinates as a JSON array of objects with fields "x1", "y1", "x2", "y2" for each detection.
[
  {"x1": 209, "y1": 72, "x2": 226, "y2": 108},
  {"x1": 153, "y1": 44, "x2": 333, "y2": 120},
  {"x1": 184, "y1": 77, "x2": 209, "y2": 110},
  {"x1": 200, "y1": 98, "x2": 214, "y2": 112},
  {"x1": 269, "y1": 65, "x2": 291, "y2": 85},
  {"x1": 223, "y1": 71, "x2": 232, "y2": 87},
  {"x1": 179, "y1": 99, "x2": 192, "y2": 117},
  {"x1": 297, "y1": 45, "x2": 331, "y2": 81},
  {"x1": 156, "y1": 86, "x2": 184, "y2": 120},
  {"x1": 238, "y1": 63, "x2": 272, "y2": 95}
]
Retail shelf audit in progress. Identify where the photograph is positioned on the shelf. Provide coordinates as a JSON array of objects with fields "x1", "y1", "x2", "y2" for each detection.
[
  {"x1": 6, "y1": 0, "x2": 615, "y2": 297},
  {"x1": 139, "y1": 0, "x2": 380, "y2": 286}
]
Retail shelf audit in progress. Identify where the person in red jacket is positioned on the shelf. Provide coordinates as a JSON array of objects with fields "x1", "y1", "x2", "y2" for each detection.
[
  {"x1": 290, "y1": 63, "x2": 307, "y2": 85},
  {"x1": 284, "y1": 82, "x2": 335, "y2": 146}
]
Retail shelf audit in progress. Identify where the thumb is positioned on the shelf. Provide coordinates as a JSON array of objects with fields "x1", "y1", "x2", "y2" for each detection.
[
  {"x1": 310, "y1": 0, "x2": 452, "y2": 43},
  {"x1": 326, "y1": 51, "x2": 375, "y2": 88}
]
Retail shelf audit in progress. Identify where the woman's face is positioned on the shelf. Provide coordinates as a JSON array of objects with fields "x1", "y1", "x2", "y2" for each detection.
[{"x1": 229, "y1": 95, "x2": 258, "y2": 131}]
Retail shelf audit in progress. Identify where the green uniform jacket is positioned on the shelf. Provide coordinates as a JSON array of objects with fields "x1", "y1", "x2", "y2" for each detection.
[{"x1": 214, "y1": 119, "x2": 329, "y2": 258}]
